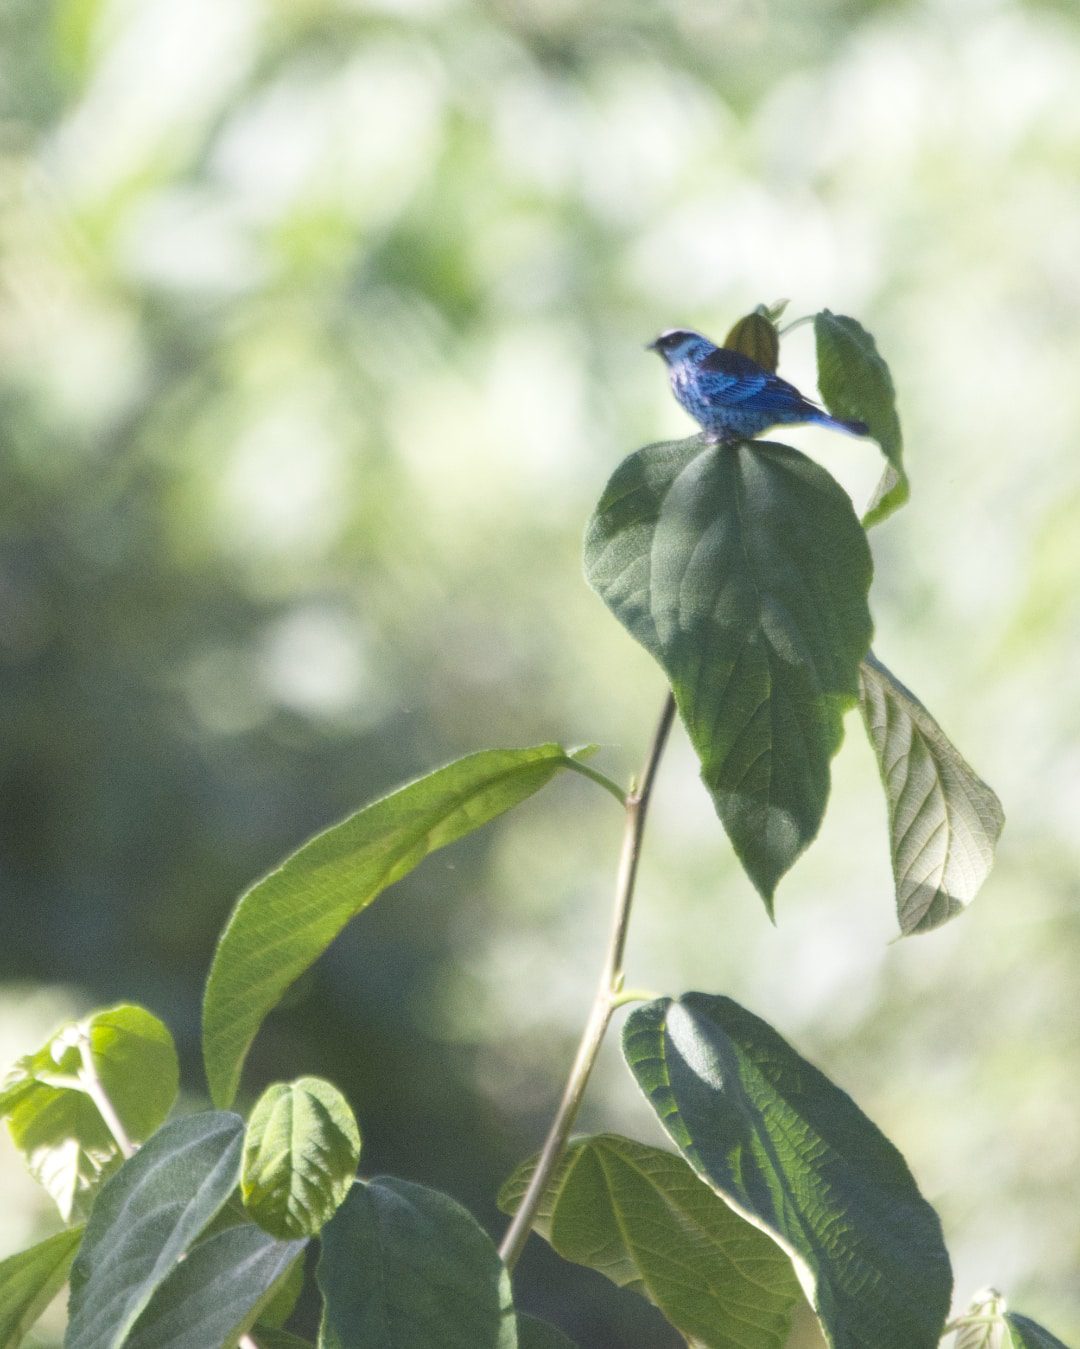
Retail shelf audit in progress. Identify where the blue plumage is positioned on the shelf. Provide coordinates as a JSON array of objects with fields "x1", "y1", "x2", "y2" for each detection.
[{"x1": 648, "y1": 328, "x2": 869, "y2": 442}]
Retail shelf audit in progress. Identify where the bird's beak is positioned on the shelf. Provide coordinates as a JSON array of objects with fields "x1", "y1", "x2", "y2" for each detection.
[{"x1": 645, "y1": 338, "x2": 660, "y2": 352}]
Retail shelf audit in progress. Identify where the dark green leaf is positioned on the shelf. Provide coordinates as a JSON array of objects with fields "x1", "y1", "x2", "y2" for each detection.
[
  {"x1": 0, "y1": 1004, "x2": 179, "y2": 1222},
  {"x1": 584, "y1": 437, "x2": 873, "y2": 905},
  {"x1": 124, "y1": 1224, "x2": 306, "y2": 1349},
  {"x1": 723, "y1": 310, "x2": 780, "y2": 371},
  {"x1": 255, "y1": 1332, "x2": 315, "y2": 1349},
  {"x1": 860, "y1": 653, "x2": 1004, "y2": 934},
  {"x1": 814, "y1": 310, "x2": 907, "y2": 528},
  {"x1": 624, "y1": 994, "x2": 952, "y2": 1349},
  {"x1": 1006, "y1": 1312, "x2": 1074, "y2": 1349},
  {"x1": 243, "y1": 1077, "x2": 361, "y2": 1238},
  {"x1": 0, "y1": 1227, "x2": 83, "y2": 1347},
  {"x1": 515, "y1": 1314, "x2": 578, "y2": 1348},
  {"x1": 256, "y1": 1249, "x2": 306, "y2": 1328},
  {"x1": 204, "y1": 743, "x2": 597, "y2": 1108},
  {"x1": 65, "y1": 1111, "x2": 244, "y2": 1349},
  {"x1": 498, "y1": 1133, "x2": 800, "y2": 1348},
  {"x1": 317, "y1": 1177, "x2": 516, "y2": 1349}
]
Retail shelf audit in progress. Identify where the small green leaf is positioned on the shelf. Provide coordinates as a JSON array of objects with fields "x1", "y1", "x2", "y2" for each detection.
[
  {"x1": 0, "y1": 1227, "x2": 84, "y2": 1347},
  {"x1": 585, "y1": 437, "x2": 873, "y2": 905},
  {"x1": 317, "y1": 1177, "x2": 516, "y2": 1349},
  {"x1": 860, "y1": 653, "x2": 1004, "y2": 934},
  {"x1": 204, "y1": 743, "x2": 596, "y2": 1108},
  {"x1": 624, "y1": 994, "x2": 952, "y2": 1349},
  {"x1": 814, "y1": 310, "x2": 908, "y2": 528},
  {"x1": 498, "y1": 1134, "x2": 800, "y2": 1348},
  {"x1": 0, "y1": 1004, "x2": 178, "y2": 1222},
  {"x1": 242, "y1": 1077, "x2": 361, "y2": 1238},
  {"x1": 66, "y1": 1111, "x2": 244, "y2": 1349},
  {"x1": 515, "y1": 1314, "x2": 578, "y2": 1348},
  {"x1": 124, "y1": 1224, "x2": 307, "y2": 1349},
  {"x1": 256, "y1": 1332, "x2": 316, "y2": 1349},
  {"x1": 1005, "y1": 1312, "x2": 1074, "y2": 1349},
  {"x1": 723, "y1": 309, "x2": 780, "y2": 371}
]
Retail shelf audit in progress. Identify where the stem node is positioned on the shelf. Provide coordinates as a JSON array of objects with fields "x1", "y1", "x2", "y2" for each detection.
[{"x1": 497, "y1": 692, "x2": 676, "y2": 1271}]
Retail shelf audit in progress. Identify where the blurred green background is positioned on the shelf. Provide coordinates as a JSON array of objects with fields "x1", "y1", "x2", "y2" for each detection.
[{"x1": 2, "y1": 0, "x2": 1079, "y2": 1344}]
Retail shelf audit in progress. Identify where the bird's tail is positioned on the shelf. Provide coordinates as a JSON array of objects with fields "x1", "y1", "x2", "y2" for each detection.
[{"x1": 813, "y1": 409, "x2": 869, "y2": 437}]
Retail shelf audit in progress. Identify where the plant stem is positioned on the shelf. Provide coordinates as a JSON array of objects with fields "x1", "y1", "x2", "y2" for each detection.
[
  {"x1": 564, "y1": 758, "x2": 629, "y2": 806},
  {"x1": 498, "y1": 691, "x2": 677, "y2": 1272},
  {"x1": 777, "y1": 313, "x2": 815, "y2": 336},
  {"x1": 76, "y1": 1035, "x2": 134, "y2": 1160}
]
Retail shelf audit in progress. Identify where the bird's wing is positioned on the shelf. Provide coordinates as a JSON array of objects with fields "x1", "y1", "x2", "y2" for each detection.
[
  {"x1": 697, "y1": 346, "x2": 771, "y2": 403},
  {"x1": 702, "y1": 348, "x2": 819, "y2": 414}
]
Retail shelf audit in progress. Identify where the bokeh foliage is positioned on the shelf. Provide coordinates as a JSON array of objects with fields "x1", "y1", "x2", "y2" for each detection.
[{"x1": 2, "y1": 0, "x2": 1079, "y2": 1344}]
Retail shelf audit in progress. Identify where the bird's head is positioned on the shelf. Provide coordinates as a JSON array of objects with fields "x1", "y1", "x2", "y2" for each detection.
[{"x1": 646, "y1": 328, "x2": 714, "y2": 366}]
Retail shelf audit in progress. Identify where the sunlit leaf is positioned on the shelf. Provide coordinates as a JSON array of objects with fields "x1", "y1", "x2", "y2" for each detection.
[
  {"x1": 814, "y1": 310, "x2": 907, "y2": 527},
  {"x1": 1005, "y1": 1312, "x2": 1074, "y2": 1349},
  {"x1": 317, "y1": 1177, "x2": 516, "y2": 1349},
  {"x1": 499, "y1": 1133, "x2": 800, "y2": 1348},
  {"x1": 0, "y1": 1004, "x2": 178, "y2": 1222},
  {"x1": 0, "y1": 1227, "x2": 83, "y2": 1348},
  {"x1": 585, "y1": 437, "x2": 873, "y2": 905},
  {"x1": 860, "y1": 653, "x2": 1004, "y2": 934},
  {"x1": 124, "y1": 1224, "x2": 306, "y2": 1349},
  {"x1": 66, "y1": 1111, "x2": 243, "y2": 1349},
  {"x1": 242, "y1": 1077, "x2": 361, "y2": 1238},
  {"x1": 624, "y1": 994, "x2": 952, "y2": 1349},
  {"x1": 204, "y1": 743, "x2": 599, "y2": 1108}
]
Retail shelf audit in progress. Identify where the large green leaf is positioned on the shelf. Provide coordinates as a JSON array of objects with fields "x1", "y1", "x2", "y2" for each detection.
[
  {"x1": 65, "y1": 1111, "x2": 244, "y2": 1349},
  {"x1": 317, "y1": 1177, "x2": 516, "y2": 1349},
  {"x1": 1005, "y1": 1312, "x2": 1074, "y2": 1349},
  {"x1": 124, "y1": 1224, "x2": 307, "y2": 1349},
  {"x1": 0, "y1": 1227, "x2": 83, "y2": 1347},
  {"x1": 203, "y1": 742, "x2": 600, "y2": 1108},
  {"x1": 515, "y1": 1314, "x2": 578, "y2": 1348},
  {"x1": 584, "y1": 437, "x2": 873, "y2": 905},
  {"x1": 814, "y1": 310, "x2": 907, "y2": 528},
  {"x1": 242, "y1": 1077, "x2": 361, "y2": 1238},
  {"x1": 860, "y1": 653, "x2": 1004, "y2": 934},
  {"x1": 0, "y1": 1004, "x2": 179, "y2": 1222},
  {"x1": 624, "y1": 994, "x2": 952, "y2": 1349},
  {"x1": 498, "y1": 1133, "x2": 800, "y2": 1348}
]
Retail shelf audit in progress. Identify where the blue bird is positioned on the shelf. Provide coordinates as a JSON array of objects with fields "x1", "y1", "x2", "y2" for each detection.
[{"x1": 647, "y1": 328, "x2": 869, "y2": 442}]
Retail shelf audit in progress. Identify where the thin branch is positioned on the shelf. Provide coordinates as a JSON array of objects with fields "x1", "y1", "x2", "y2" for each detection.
[{"x1": 498, "y1": 691, "x2": 677, "y2": 1271}]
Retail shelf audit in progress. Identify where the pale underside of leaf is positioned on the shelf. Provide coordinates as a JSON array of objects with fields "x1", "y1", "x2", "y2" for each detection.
[{"x1": 860, "y1": 653, "x2": 1004, "y2": 934}]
